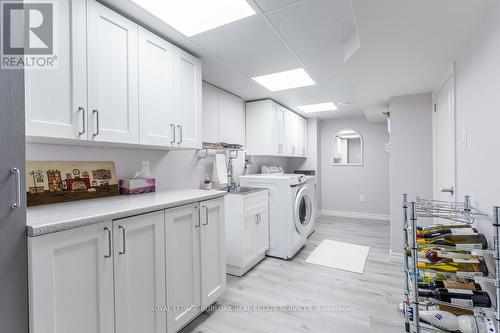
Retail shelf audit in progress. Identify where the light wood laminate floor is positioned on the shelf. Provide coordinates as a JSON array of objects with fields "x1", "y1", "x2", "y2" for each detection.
[{"x1": 181, "y1": 216, "x2": 404, "y2": 333}]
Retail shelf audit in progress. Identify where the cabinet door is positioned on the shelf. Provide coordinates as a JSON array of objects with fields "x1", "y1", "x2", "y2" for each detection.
[
  {"x1": 87, "y1": 0, "x2": 139, "y2": 144},
  {"x1": 200, "y1": 197, "x2": 226, "y2": 307},
  {"x1": 28, "y1": 222, "x2": 114, "y2": 333},
  {"x1": 138, "y1": 28, "x2": 175, "y2": 147},
  {"x1": 284, "y1": 110, "x2": 296, "y2": 155},
  {"x1": 299, "y1": 117, "x2": 307, "y2": 156},
  {"x1": 174, "y1": 47, "x2": 202, "y2": 149},
  {"x1": 202, "y1": 81, "x2": 220, "y2": 144},
  {"x1": 275, "y1": 105, "x2": 286, "y2": 155},
  {"x1": 255, "y1": 205, "x2": 270, "y2": 255},
  {"x1": 241, "y1": 212, "x2": 257, "y2": 266},
  {"x1": 25, "y1": 0, "x2": 87, "y2": 140},
  {"x1": 219, "y1": 89, "x2": 245, "y2": 145},
  {"x1": 113, "y1": 212, "x2": 166, "y2": 333},
  {"x1": 165, "y1": 204, "x2": 201, "y2": 332}
]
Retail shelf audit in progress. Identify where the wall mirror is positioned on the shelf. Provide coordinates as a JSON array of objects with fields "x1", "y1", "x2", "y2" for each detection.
[{"x1": 333, "y1": 129, "x2": 363, "y2": 166}]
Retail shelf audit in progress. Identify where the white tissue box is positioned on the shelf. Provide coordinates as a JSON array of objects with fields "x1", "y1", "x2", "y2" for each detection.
[{"x1": 119, "y1": 178, "x2": 156, "y2": 195}]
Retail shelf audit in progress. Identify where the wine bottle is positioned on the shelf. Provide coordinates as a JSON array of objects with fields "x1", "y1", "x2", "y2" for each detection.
[
  {"x1": 419, "y1": 288, "x2": 492, "y2": 308},
  {"x1": 417, "y1": 233, "x2": 488, "y2": 250},
  {"x1": 418, "y1": 310, "x2": 492, "y2": 333},
  {"x1": 424, "y1": 249, "x2": 481, "y2": 263},
  {"x1": 417, "y1": 224, "x2": 472, "y2": 233},
  {"x1": 418, "y1": 228, "x2": 479, "y2": 239},
  {"x1": 417, "y1": 260, "x2": 488, "y2": 277},
  {"x1": 418, "y1": 280, "x2": 481, "y2": 291}
]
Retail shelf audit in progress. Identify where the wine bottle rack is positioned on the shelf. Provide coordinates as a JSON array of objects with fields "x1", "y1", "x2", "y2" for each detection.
[{"x1": 402, "y1": 194, "x2": 500, "y2": 333}]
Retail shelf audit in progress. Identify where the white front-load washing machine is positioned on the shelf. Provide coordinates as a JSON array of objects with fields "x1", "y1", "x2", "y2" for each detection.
[{"x1": 240, "y1": 171, "x2": 316, "y2": 259}]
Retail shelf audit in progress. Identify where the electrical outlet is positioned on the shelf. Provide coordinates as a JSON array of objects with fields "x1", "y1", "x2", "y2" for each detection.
[
  {"x1": 141, "y1": 161, "x2": 150, "y2": 171},
  {"x1": 360, "y1": 195, "x2": 366, "y2": 202}
]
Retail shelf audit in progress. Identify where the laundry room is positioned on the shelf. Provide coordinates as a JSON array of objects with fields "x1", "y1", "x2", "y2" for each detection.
[{"x1": 2, "y1": 1, "x2": 500, "y2": 333}]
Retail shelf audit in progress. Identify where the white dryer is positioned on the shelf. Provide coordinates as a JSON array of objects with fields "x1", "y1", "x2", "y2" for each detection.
[{"x1": 240, "y1": 171, "x2": 316, "y2": 259}]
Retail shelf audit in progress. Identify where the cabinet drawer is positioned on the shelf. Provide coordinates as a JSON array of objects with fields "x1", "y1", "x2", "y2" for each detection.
[{"x1": 243, "y1": 191, "x2": 268, "y2": 213}]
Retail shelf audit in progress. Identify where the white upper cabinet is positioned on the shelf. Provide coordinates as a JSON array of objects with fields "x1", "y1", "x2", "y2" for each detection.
[
  {"x1": 138, "y1": 28, "x2": 175, "y2": 147},
  {"x1": 25, "y1": 0, "x2": 87, "y2": 140},
  {"x1": 87, "y1": 0, "x2": 139, "y2": 144},
  {"x1": 202, "y1": 82, "x2": 245, "y2": 146},
  {"x1": 26, "y1": 0, "x2": 202, "y2": 150},
  {"x1": 202, "y1": 82, "x2": 220, "y2": 144},
  {"x1": 219, "y1": 89, "x2": 245, "y2": 145},
  {"x1": 174, "y1": 48, "x2": 202, "y2": 149},
  {"x1": 246, "y1": 100, "x2": 306, "y2": 157}
]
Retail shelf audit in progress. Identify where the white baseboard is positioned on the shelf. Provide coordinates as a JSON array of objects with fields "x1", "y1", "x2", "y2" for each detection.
[{"x1": 320, "y1": 210, "x2": 390, "y2": 221}]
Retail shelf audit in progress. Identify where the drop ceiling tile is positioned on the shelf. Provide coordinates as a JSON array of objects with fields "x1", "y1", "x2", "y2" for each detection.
[
  {"x1": 190, "y1": 15, "x2": 299, "y2": 78},
  {"x1": 253, "y1": 0, "x2": 303, "y2": 13}
]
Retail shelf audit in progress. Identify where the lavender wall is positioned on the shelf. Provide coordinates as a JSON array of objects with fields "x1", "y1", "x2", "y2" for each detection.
[
  {"x1": 389, "y1": 93, "x2": 433, "y2": 254},
  {"x1": 454, "y1": 2, "x2": 500, "y2": 240},
  {"x1": 319, "y1": 116, "x2": 390, "y2": 216}
]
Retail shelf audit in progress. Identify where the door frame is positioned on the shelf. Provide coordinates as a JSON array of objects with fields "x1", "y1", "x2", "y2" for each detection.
[{"x1": 432, "y1": 62, "x2": 456, "y2": 201}]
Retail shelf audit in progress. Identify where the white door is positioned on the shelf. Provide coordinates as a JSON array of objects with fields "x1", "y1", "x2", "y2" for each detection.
[
  {"x1": 138, "y1": 28, "x2": 175, "y2": 147},
  {"x1": 434, "y1": 75, "x2": 456, "y2": 201},
  {"x1": 87, "y1": 0, "x2": 139, "y2": 144},
  {"x1": 274, "y1": 104, "x2": 285, "y2": 155},
  {"x1": 28, "y1": 222, "x2": 114, "y2": 333},
  {"x1": 113, "y1": 212, "x2": 166, "y2": 333},
  {"x1": 25, "y1": 0, "x2": 87, "y2": 140},
  {"x1": 202, "y1": 81, "x2": 220, "y2": 144},
  {"x1": 200, "y1": 198, "x2": 226, "y2": 307},
  {"x1": 174, "y1": 47, "x2": 202, "y2": 149},
  {"x1": 165, "y1": 204, "x2": 201, "y2": 332},
  {"x1": 219, "y1": 89, "x2": 245, "y2": 145}
]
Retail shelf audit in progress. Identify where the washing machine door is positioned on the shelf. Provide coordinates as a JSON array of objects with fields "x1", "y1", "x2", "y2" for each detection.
[{"x1": 294, "y1": 186, "x2": 314, "y2": 236}]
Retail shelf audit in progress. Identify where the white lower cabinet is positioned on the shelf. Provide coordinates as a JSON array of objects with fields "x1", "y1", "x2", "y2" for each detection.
[
  {"x1": 113, "y1": 212, "x2": 167, "y2": 333},
  {"x1": 29, "y1": 198, "x2": 226, "y2": 333},
  {"x1": 28, "y1": 222, "x2": 115, "y2": 333},
  {"x1": 165, "y1": 204, "x2": 201, "y2": 332},
  {"x1": 225, "y1": 190, "x2": 269, "y2": 276}
]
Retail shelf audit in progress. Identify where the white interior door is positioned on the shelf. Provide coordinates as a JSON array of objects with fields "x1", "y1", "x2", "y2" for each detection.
[{"x1": 434, "y1": 74, "x2": 456, "y2": 201}]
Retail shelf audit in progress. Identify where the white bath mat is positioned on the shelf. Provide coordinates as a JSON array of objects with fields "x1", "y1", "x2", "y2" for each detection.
[{"x1": 305, "y1": 240, "x2": 370, "y2": 274}]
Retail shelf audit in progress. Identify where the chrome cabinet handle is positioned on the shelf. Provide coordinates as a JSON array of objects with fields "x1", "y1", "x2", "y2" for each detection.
[
  {"x1": 170, "y1": 124, "x2": 176, "y2": 144},
  {"x1": 177, "y1": 125, "x2": 183, "y2": 144},
  {"x1": 441, "y1": 187, "x2": 454, "y2": 195},
  {"x1": 256, "y1": 214, "x2": 261, "y2": 224},
  {"x1": 104, "y1": 227, "x2": 112, "y2": 258},
  {"x1": 78, "y1": 107, "x2": 86, "y2": 135},
  {"x1": 10, "y1": 168, "x2": 21, "y2": 209},
  {"x1": 195, "y1": 206, "x2": 201, "y2": 228},
  {"x1": 92, "y1": 109, "x2": 100, "y2": 136},
  {"x1": 118, "y1": 225, "x2": 126, "y2": 255},
  {"x1": 202, "y1": 206, "x2": 209, "y2": 226}
]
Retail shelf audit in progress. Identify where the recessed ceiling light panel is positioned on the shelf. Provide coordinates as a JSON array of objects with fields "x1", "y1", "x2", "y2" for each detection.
[
  {"x1": 132, "y1": 0, "x2": 256, "y2": 37},
  {"x1": 298, "y1": 102, "x2": 338, "y2": 113},
  {"x1": 252, "y1": 68, "x2": 316, "y2": 92}
]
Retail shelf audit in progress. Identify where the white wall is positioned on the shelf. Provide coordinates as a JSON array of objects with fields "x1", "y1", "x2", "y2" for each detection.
[
  {"x1": 26, "y1": 143, "x2": 245, "y2": 191},
  {"x1": 389, "y1": 93, "x2": 433, "y2": 254},
  {"x1": 454, "y1": 2, "x2": 500, "y2": 238},
  {"x1": 319, "y1": 116, "x2": 390, "y2": 217}
]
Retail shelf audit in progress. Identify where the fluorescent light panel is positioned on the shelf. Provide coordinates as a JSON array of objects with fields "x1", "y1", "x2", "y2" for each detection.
[
  {"x1": 132, "y1": 0, "x2": 256, "y2": 37},
  {"x1": 298, "y1": 102, "x2": 338, "y2": 113},
  {"x1": 252, "y1": 68, "x2": 315, "y2": 92}
]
